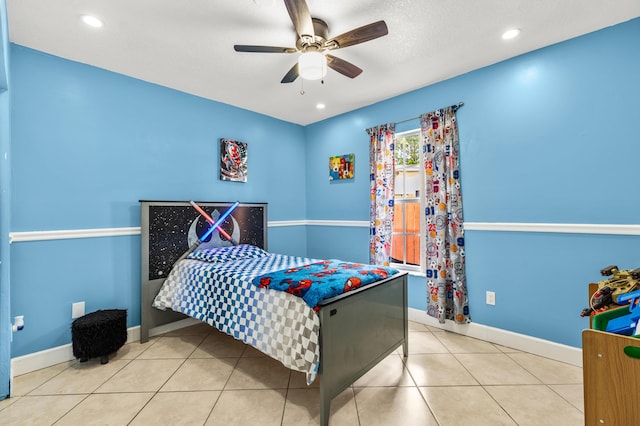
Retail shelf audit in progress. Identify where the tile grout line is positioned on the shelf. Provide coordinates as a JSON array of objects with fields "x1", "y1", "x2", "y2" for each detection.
[
  {"x1": 349, "y1": 387, "x2": 363, "y2": 426},
  {"x1": 503, "y1": 351, "x2": 585, "y2": 413},
  {"x1": 25, "y1": 344, "x2": 141, "y2": 425},
  {"x1": 199, "y1": 332, "x2": 245, "y2": 426},
  {"x1": 3, "y1": 323, "x2": 584, "y2": 425},
  {"x1": 404, "y1": 331, "x2": 448, "y2": 426},
  {"x1": 439, "y1": 337, "x2": 521, "y2": 425},
  {"x1": 115, "y1": 335, "x2": 169, "y2": 425},
  {"x1": 121, "y1": 334, "x2": 198, "y2": 425}
]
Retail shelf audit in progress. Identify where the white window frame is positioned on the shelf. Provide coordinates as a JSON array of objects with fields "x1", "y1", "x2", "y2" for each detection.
[{"x1": 392, "y1": 128, "x2": 425, "y2": 274}]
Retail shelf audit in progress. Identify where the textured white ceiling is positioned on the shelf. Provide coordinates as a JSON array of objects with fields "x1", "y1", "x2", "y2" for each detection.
[{"x1": 7, "y1": 0, "x2": 640, "y2": 125}]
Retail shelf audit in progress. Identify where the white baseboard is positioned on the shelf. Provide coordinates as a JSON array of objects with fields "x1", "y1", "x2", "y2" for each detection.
[
  {"x1": 408, "y1": 308, "x2": 583, "y2": 367},
  {"x1": 11, "y1": 311, "x2": 581, "y2": 382},
  {"x1": 11, "y1": 344, "x2": 74, "y2": 379},
  {"x1": 10, "y1": 317, "x2": 204, "y2": 379},
  {"x1": 11, "y1": 326, "x2": 136, "y2": 378},
  {"x1": 10, "y1": 317, "x2": 202, "y2": 379}
]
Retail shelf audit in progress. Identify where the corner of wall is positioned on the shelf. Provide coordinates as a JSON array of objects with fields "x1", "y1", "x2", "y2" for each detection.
[{"x1": 0, "y1": 0, "x2": 12, "y2": 400}]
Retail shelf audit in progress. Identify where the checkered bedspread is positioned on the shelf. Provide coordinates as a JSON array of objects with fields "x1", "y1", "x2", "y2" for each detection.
[{"x1": 153, "y1": 253, "x2": 321, "y2": 384}]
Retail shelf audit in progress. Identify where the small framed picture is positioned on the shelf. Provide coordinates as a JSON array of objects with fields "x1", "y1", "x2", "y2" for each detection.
[
  {"x1": 329, "y1": 153, "x2": 354, "y2": 180},
  {"x1": 220, "y1": 138, "x2": 248, "y2": 182}
]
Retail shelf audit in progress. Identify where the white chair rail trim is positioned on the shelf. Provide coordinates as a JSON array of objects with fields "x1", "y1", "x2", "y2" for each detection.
[
  {"x1": 8, "y1": 220, "x2": 370, "y2": 242},
  {"x1": 464, "y1": 222, "x2": 640, "y2": 235},
  {"x1": 9, "y1": 227, "x2": 141, "y2": 243},
  {"x1": 8, "y1": 221, "x2": 640, "y2": 243}
]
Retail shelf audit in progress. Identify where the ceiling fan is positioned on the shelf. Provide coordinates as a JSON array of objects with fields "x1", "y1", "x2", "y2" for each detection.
[{"x1": 234, "y1": 0, "x2": 388, "y2": 83}]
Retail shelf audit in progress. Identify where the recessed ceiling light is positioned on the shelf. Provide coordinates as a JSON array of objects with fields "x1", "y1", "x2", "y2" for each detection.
[
  {"x1": 82, "y1": 15, "x2": 103, "y2": 28},
  {"x1": 502, "y1": 28, "x2": 520, "y2": 40},
  {"x1": 316, "y1": 103, "x2": 326, "y2": 109}
]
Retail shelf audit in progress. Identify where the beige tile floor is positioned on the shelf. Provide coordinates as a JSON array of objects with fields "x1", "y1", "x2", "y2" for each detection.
[{"x1": 0, "y1": 321, "x2": 584, "y2": 426}]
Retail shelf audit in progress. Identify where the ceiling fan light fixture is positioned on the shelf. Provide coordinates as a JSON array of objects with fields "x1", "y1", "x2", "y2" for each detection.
[{"x1": 298, "y1": 51, "x2": 327, "y2": 80}]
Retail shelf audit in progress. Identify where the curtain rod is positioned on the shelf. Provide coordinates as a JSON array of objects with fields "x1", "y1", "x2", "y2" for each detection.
[{"x1": 394, "y1": 102, "x2": 464, "y2": 125}]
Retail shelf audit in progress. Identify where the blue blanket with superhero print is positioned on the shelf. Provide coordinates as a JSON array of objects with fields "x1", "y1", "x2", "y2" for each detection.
[{"x1": 250, "y1": 260, "x2": 398, "y2": 310}]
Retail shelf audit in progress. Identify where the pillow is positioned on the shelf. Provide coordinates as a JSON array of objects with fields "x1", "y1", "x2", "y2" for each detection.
[{"x1": 187, "y1": 244, "x2": 268, "y2": 263}]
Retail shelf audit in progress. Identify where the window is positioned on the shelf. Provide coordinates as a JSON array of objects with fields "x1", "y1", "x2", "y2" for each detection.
[{"x1": 392, "y1": 129, "x2": 423, "y2": 271}]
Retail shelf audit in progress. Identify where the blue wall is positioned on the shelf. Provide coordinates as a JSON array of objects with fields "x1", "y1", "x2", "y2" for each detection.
[
  {"x1": 7, "y1": 18, "x2": 640, "y2": 361},
  {"x1": 9, "y1": 45, "x2": 309, "y2": 357},
  {"x1": 304, "y1": 18, "x2": 640, "y2": 348},
  {"x1": 0, "y1": 0, "x2": 11, "y2": 400},
  {"x1": 11, "y1": 47, "x2": 309, "y2": 232}
]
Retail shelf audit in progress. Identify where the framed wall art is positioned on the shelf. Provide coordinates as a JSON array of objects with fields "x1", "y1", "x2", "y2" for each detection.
[
  {"x1": 329, "y1": 153, "x2": 354, "y2": 180},
  {"x1": 220, "y1": 138, "x2": 248, "y2": 182}
]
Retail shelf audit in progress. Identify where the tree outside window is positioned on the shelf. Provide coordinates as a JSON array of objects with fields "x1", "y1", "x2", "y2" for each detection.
[{"x1": 392, "y1": 130, "x2": 422, "y2": 269}]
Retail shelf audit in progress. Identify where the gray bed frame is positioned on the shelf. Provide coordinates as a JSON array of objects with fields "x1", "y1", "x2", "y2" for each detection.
[{"x1": 139, "y1": 201, "x2": 408, "y2": 426}]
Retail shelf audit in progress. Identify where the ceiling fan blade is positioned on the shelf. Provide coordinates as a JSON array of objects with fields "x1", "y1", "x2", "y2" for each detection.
[
  {"x1": 326, "y1": 20, "x2": 388, "y2": 49},
  {"x1": 234, "y1": 45, "x2": 297, "y2": 53},
  {"x1": 284, "y1": 0, "x2": 315, "y2": 41},
  {"x1": 281, "y1": 63, "x2": 299, "y2": 83},
  {"x1": 326, "y1": 54, "x2": 363, "y2": 79}
]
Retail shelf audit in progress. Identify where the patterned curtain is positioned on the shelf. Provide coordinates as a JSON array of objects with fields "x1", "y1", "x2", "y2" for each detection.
[
  {"x1": 421, "y1": 105, "x2": 470, "y2": 324},
  {"x1": 367, "y1": 123, "x2": 395, "y2": 266}
]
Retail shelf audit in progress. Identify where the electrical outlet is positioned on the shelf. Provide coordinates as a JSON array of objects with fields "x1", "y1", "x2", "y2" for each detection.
[
  {"x1": 72, "y1": 301, "x2": 85, "y2": 319},
  {"x1": 486, "y1": 291, "x2": 496, "y2": 306}
]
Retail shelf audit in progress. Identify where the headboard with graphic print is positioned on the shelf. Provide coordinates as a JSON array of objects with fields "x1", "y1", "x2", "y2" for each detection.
[{"x1": 140, "y1": 200, "x2": 268, "y2": 341}]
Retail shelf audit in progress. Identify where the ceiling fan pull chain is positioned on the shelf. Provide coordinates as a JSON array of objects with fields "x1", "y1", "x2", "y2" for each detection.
[{"x1": 300, "y1": 78, "x2": 305, "y2": 95}]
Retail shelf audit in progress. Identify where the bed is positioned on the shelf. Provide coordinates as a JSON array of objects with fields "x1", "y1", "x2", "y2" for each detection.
[{"x1": 140, "y1": 201, "x2": 408, "y2": 425}]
